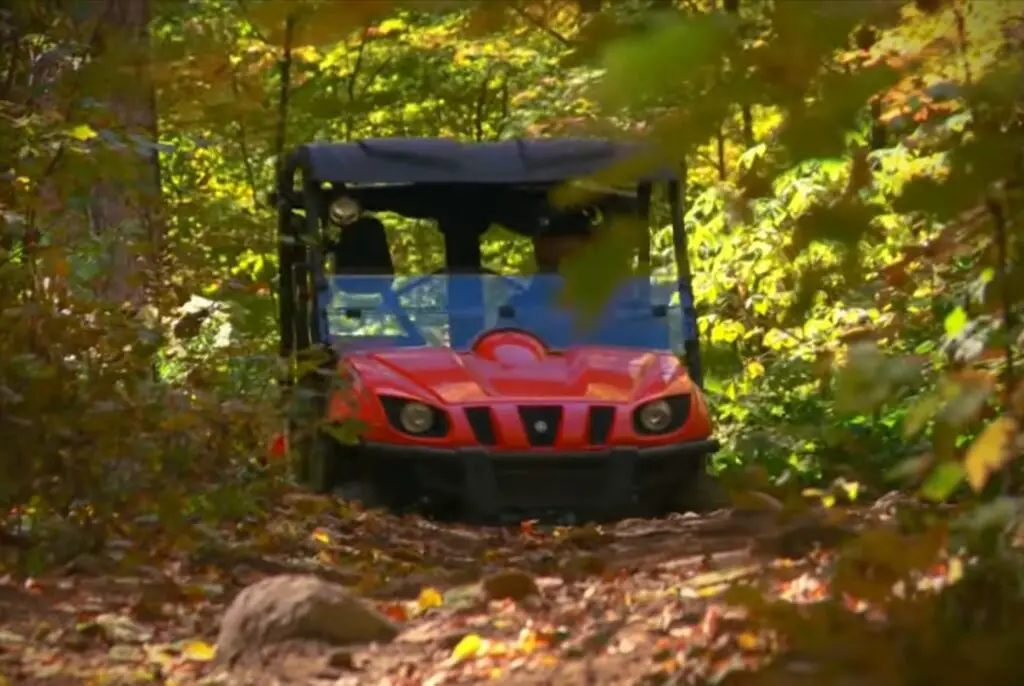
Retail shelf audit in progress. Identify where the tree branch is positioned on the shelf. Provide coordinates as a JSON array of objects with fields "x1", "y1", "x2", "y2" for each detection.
[
  {"x1": 494, "y1": 70, "x2": 511, "y2": 139},
  {"x1": 344, "y1": 26, "x2": 370, "y2": 141},
  {"x1": 988, "y1": 194, "x2": 1014, "y2": 403},
  {"x1": 229, "y1": 64, "x2": 260, "y2": 208},
  {"x1": 511, "y1": 5, "x2": 574, "y2": 47}
]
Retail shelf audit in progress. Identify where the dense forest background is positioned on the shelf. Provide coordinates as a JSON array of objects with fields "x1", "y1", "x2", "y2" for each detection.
[{"x1": 2, "y1": 0, "x2": 1024, "y2": 683}]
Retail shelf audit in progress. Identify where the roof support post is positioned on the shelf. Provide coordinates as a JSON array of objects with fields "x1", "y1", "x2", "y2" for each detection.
[{"x1": 668, "y1": 169, "x2": 703, "y2": 388}]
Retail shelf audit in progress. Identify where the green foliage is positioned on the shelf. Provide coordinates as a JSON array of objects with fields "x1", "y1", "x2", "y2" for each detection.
[{"x1": 3, "y1": 0, "x2": 1024, "y2": 680}]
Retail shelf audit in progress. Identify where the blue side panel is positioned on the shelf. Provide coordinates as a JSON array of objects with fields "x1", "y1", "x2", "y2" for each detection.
[
  {"x1": 588, "y1": 315, "x2": 669, "y2": 349},
  {"x1": 447, "y1": 276, "x2": 485, "y2": 348}
]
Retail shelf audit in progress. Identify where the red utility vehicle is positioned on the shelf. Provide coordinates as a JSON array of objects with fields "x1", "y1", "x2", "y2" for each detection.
[{"x1": 275, "y1": 138, "x2": 718, "y2": 522}]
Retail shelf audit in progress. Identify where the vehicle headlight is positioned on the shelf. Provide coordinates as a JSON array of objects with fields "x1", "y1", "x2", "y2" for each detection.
[
  {"x1": 638, "y1": 399, "x2": 672, "y2": 433},
  {"x1": 399, "y1": 401, "x2": 435, "y2": 434}
]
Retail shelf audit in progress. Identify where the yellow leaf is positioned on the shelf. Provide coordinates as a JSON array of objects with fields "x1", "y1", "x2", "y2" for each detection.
[
  {"x1": 964, "y1": 416, "x2": 1018, "y2": 491},
  {"x1": 417, "y1": 586, "x2": 443, "y2": 610},
  {"x1": 737, "y1": 632, "x2": 760, "y2": 650},
  {"x1": 312, "y1": 528, "x2": 330, "y2": 544},
  {"x1": 450, "y1": 633, "x2": 483, "y2": 663},
  {"x1": 745, "y1": 360, "x2": 765, "y2": 379},
  {"x1": 518, "y1": 628, "x2": 538, "y2": 654},
  {"x1": 246, "y1": 0, "x2": 396, "y2": 47},
  {"x1": 181, "y1": 640, "x2": 216, "y2": 662},
  {"x1": 68, "y1": 124, "x2": 97, "y2": 141},
  {"x1": 947, "y1": 556, "x2": 964, "y2": 583}
]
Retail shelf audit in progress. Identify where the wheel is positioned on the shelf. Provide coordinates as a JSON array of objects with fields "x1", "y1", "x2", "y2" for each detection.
[
  {"x1": 334, "y1": 478, "x2": 381, "y2": 509},
  {"x1": 302, "y1": 428, "x2": 349, "y2": 494},
  {"x1": 304, "y1": 432, "x2": 423, "y2": 513},
  {"x1": 667, "y1": 457, "x2": 727, "y2": 514}
]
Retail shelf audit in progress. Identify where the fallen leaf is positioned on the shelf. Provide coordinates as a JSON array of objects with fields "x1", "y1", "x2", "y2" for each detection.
[
  {"x1": 417, "y1": 586, "x2": 443, "y2": 611},
  {"x1": 181, "y1": 639, "x2": 217, "y2": 662},
  {"x1": 450, "y1": 633, "x2": 484, "y2": 663},
  {"x1": 108, "y1": 644, "x2": 140, "y2": 662},
  {"x1": 0, "y1": 630, "x2": 26, "y2": 646},
  {"x1": 737, "y1": 631, "x2": 760, "y2": 650},
  {"x1": 380, "y1": 602, "x2": 409, "y2": 622}
]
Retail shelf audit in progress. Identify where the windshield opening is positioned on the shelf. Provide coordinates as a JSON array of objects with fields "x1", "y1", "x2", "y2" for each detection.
[{"x1": 321, "y1": 274, "x2": 688, "y2": 353}]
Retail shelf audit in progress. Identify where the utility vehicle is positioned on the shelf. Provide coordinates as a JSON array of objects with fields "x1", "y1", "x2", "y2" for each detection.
[{"x1": 274, "y1": 137, "x2": 719, "y2": 522}]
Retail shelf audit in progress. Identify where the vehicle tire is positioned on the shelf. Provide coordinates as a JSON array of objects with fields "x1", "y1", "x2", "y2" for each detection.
[
  {"x1": 365, "y1": 461, "x2": 420, "y2": 514},
  {"x1": 303, "y1": 429, "x2": 342, "y2": 494},
  {"x1": 334, "y1": 478, "x2": 381, "y2": 509},
  {"x1": 668, "y1": 458, "x2": 727, "y2": 515}
]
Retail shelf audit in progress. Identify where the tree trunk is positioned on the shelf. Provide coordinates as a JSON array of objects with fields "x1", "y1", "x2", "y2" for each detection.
[
  {"x1": 724, "y1": 0, "x2": 754, "y2": 148},
  {"x1": 82, "y1": 0, "x2": 163, "y2": 305}
]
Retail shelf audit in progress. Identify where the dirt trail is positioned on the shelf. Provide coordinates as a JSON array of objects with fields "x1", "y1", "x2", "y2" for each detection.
[{"x1": 0, "y1": 499, "x2": 878, "y2": 685}]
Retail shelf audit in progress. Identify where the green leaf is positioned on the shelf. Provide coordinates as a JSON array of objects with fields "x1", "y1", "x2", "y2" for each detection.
[
  {"x1": 323, "y1": 419, "x2": 366, "y2": 446},
  {"x1": 920, "y1": 460, "x2": 966, "y2": 502},
  {"x1": 558, "y1": 216, "x2": 643, "y2": 324},
  {"x1": 776, "y1": 65, "x2": 900, "y2": 163},
  {"x1": 944, "y1": 307, "x2": 968, "y2": 338},
  {"x1": 904, "y1": 394, "x2": 940, "y2": 437},
  {"x1": 598, "y1": 14, "x2": 736, "y2": 111}
]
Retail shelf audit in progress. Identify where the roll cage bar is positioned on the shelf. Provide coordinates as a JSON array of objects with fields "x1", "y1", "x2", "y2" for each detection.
[{"x1": 275, "y1": 138, "x2": 702, "y2": 387}]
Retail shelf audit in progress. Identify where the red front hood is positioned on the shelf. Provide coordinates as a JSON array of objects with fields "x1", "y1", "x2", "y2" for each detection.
[{"x1": 345, "y1": 343, "x2": 692, "y2": 405}]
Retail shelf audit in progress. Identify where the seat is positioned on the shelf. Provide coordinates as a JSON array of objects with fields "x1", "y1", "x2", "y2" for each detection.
[
  {"x1": 331, "y1": 215, "x2": 394, "y2": 296},
  {"x1": 332, "y1": 215, "x2": 394, "y2": 276}
]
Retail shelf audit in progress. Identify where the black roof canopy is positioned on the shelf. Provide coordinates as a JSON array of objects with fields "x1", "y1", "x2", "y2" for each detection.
[{"x1": 281, "y1": 137, "x2": 678, "y2": 189}]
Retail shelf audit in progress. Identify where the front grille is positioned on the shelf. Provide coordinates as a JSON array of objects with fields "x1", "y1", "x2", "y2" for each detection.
[
  {"x1": 464, "y1": 407, "x2": 497, "y2": 445},
  {"x1": 587, "y1": 406, "x2": 615, "y2": 445},
  {"x1": 518, "y1": 406, "x2": 562, "y2": 447},
  {"x1": 493, "y1": 458, "x2": 606, "y2": 508}
]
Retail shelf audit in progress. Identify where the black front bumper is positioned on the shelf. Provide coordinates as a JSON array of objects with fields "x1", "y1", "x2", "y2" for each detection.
[{"x1": 359, "y1": 439, "x2": 720, "y2": 522}]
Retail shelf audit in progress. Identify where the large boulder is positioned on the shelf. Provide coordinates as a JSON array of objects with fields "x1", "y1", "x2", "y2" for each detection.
[{"x1": 215, "y1": 574, "x2": 400, "y2": 669}]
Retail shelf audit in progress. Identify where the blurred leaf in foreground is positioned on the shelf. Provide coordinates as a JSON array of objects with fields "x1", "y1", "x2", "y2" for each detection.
[{"x1": 964, "y1": 416, "x2": 1019, "y2": 492}]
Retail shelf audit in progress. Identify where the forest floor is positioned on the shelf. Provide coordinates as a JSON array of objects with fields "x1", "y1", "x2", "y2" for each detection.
[{"x1": 0, "y1": 490, "x2": 957, "y2": 685}]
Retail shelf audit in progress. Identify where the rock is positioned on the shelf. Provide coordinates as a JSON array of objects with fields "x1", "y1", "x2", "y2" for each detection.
[
  {"x1": 108, "y1": 644, "x2": 141, "y2": 662},
  {"x1": 89, "y1": 613, "x2": 154, "y2": 644},
  {"x1": 481, "y1": 569, "x2": 540, "y2": 602},
  {"x1": 0, "y1": 629, "x2": 26, "y2": 646},
  {"x1": 214, "y1": 574, "x2": 400, "y2": 668},
  {"x1": 326, "y1": 648, "x2": 356, "y2": 669},
  {"x1": 559, "y1": 553, "x2": 608, "y2": 581}
]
